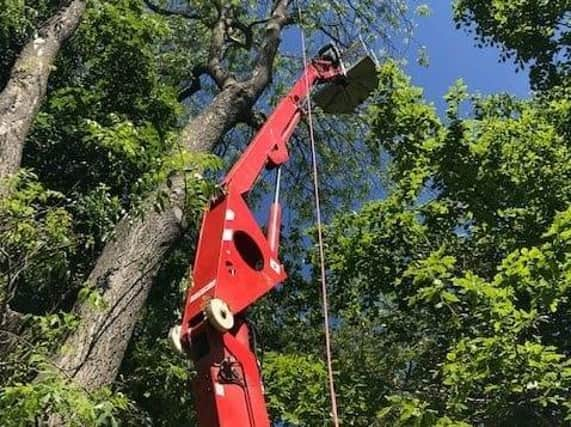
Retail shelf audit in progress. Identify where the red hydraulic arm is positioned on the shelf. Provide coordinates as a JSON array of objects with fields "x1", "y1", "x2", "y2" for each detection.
[{"x1": 173, "y1": 45, "x2": 346, "y2": 427}]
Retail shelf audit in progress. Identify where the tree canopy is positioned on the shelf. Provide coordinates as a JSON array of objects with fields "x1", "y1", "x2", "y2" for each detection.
[
  {"x1": 0, "y1": 0, "x2": 570, "y2": 426},
  {"x1": 317, "y1": 62, "x2": 571, "y2": 425}
]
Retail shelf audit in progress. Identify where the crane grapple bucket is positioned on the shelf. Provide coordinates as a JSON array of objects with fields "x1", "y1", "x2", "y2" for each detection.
[{"x1": 314, "y1": 44, "x2": 379, "y2": 114}]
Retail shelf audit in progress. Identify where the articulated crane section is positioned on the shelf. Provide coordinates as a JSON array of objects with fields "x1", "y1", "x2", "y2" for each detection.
[{"x1": 169, "y1": 44, "x2": 378, "y2": 426}]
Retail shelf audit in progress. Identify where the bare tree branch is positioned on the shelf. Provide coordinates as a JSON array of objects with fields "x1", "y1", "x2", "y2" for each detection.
[
  {"x1": 206, "y1": 6, "x2": 236, "y2": 89},
  {"x1": 248, "y1": 0, "x2": 293, "y2": 93},
  {"x1": 228, "y1": 19, "x2": 254, "y2": 50},
  {"x1": 319, "y1": 25, "x2": 349, "y2": 48},
  {"x1": 177, "y1": 65, "x2": 207, "y2": 101}
]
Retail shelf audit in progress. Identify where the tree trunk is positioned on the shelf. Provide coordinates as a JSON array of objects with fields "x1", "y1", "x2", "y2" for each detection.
[
  {"x1": 54, "y1": 83, "x2": 258, "y2": 390},
  {"x1": 0, "y1": 0, "x2": 86, "y2": 185}
]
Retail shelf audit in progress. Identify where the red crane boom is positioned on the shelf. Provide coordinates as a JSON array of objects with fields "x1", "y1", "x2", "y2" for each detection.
[{"x1": 170, "y1": 44, "x2": 377, "y2": 426}]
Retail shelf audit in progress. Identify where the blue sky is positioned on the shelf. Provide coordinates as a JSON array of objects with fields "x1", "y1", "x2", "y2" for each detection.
[{"x1": 405, "y1": 1, "x2": 530, "y2": 112}]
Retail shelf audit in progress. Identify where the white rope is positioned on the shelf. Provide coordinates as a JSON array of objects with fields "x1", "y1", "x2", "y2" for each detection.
[{"x1": 296, "y1": 3, "x2": 340, "y2": 426}]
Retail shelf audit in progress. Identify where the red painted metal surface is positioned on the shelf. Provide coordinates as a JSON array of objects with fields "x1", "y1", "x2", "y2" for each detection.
[
  {"x1": 179, "y1": 53, "x2": 345, "y2": 427},
  {"x1": 191, "y1": 319, "x2": 269, "y2": 427}
]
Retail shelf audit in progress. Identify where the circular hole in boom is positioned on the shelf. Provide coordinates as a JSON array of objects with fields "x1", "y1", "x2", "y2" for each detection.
[{"x1": 233, "y1": 231, "x2": 264, "y2": 271}]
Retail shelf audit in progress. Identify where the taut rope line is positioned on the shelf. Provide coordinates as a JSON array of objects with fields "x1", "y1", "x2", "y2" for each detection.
[{"x1": 296, "y1": 2, "x2": 341, "y2": 426}]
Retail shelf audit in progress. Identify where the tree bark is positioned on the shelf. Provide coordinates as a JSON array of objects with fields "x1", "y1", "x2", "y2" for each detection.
[
  {"x1": 53, "y1": 0, "x2": 290, "y2": 394},
  {"x1": 0, "y1": 306, "x2": 26, "y2": 356},
  {"x1": 54, "y1": 84, "x2": 261, "y2": 389},
  {"x1": 0, "y1": 0, "x2": 86, "y2": 185}
]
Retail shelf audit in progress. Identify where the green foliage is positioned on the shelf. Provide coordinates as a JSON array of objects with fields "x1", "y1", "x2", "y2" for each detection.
[
  {"x1": 453, "y1": 0, "x2": 571, "y2": 90},
  {"x1": 263, "y1": 352, "x2": 329, "y2": 425},
  {"x1": 0, "y1": 170, "x2": 75, "y2": 313},
  {"x1": 77, "y1": 285, "x2": 108, "y2": 311},
  {"x1": 370, "y1": 61, "x2": 571, "y2": 264},
  {"x1": 34, "y1": 311, "x2": 80, "y2": 344},
  {"x1": 377, "y1": 395, "x2": 471, "y2": 426},
  {"x1": 415, "y1": 4, "x2": 432, "y2": 17},
  {"x1": 0, "y1": 360, "x2": 129, "y2": 426},
  {"x1": 118, "y1": 330, "x2": 194, "y2": 426},
  {"x1": 367, "y1": 61, "x2": 443, "y2": 199},
  {"x1": 26, "y1": 0, "x2": 183, "y2": 197},
  {"x1": 401, "y1": 209, "x2": 571, "y2": 423}
]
